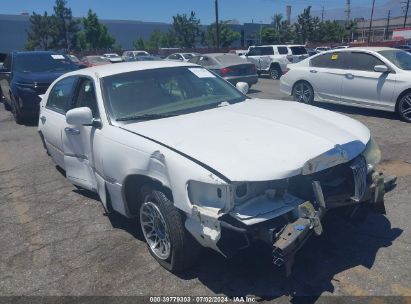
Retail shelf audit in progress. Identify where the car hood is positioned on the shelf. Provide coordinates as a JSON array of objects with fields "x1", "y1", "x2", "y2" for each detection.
[
  {"x1": 121, "y1": 99, "x2": 370, "y2": 181},
  {"x1": 13, "y1": 71, "x2": 73, "y2": 84}
]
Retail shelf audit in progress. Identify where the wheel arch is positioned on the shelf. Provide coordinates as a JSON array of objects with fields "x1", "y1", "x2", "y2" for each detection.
[
  {"x1": 395, "y1": 88, "x2": 411, "y2": 112},
  {"x1": 122, "y1": 174, "x2": 173, "y2": 217},
  {"x1": 292, "y1": 79, "x2": 313, "y2": 94}
]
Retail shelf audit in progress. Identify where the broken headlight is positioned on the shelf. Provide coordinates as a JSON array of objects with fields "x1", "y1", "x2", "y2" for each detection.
[
  {"x1": 362, "y1": 137, "x2": 381, "y2": 173},
  {"x1": 187, "y1": 181, "x2": 229, "y2": 209}
]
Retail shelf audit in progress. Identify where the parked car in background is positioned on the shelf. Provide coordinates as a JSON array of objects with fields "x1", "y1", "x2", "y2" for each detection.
[
  {"x1": 189, "y1": 53, "x2": 258, "y2": 87},
  {"x1": 280, "y1": 47, "x2": 411, "y2": 122},
  {"x1": 0, "y1": 51, "x2": 78, "y2": 123},
  {"x1": 395, "y1": 45, "x2": 411, "y2": 53},
  {"x1": 242, "y1": 45, "x2": 289, "y2": 79},
  {"x1": 67, "y1": 54, "x2": 87, "y2": 69},
  {"x1": 103, "y1": 53, "x2": 123, "y2": 63},
  {"x1": 165, "y1": 53, "x2": 200, "y2": 62},
  {"x1": 306, "y1": 48, "x2": 319, "y2": 57},
  {"x1": 132, "y1": 55, "x2": 163, "y2": 61},
  {"x1": 122, "y1": 51, "x2": 150, "y2": 61},
  {"x1": 333, "y1": 45, "x2": 349, "y2": 49},
  {"x1": 37, "y1": 60, "x2": 394, "y2": 273},
  {"x1": 315, "y1": 46, "x2": 331, "y2": 52},
  {"x1": 80, "y1": 56, "x2": 112, "y2": 67}
]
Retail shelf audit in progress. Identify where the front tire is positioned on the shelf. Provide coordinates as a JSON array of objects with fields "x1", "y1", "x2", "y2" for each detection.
[
  {"x1": 293, "y1": 81, "x2": 314, "y2": 104},
  {"x1": 397, "y1": 92, "x2": 411, "y2": 122},
  {"x1": 139, "y1": 185, "x2": 200, "y2": 272}
]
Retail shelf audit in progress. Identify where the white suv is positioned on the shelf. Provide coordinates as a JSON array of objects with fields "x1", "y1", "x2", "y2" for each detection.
[{"x1": 242, "y1": 45, "x2": 308, "y2": 79}]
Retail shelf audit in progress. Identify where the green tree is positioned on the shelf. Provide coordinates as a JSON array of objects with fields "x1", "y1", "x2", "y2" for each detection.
[
  {"x1": 272, "y1": 14, "x2": 283, "y2": 31},
  {"x1": 160, "y1": 30, "x2": 177, "y2": 48},
  {"x1": 295, "y1": 6, "x2": 315, "y2": 44},
  {"x1": 260, "y1": 27, "x2": 278, "y2": 44},
  {"x1": 50, "y1": 0, "x2": 79, "y2": 50},
  {"x1": 133, "y1": 37, "x2": 146, "y2": 50},
  {"x1": 205, "y1": 22, "x2": 240, "y2": 47},
  {"x1": 26, "y1": 12, "x2": 53, "y2": 50},
  {"x1": 146, "y1": 29, "x2": 163, "y2": 51},
  {"x1": 77, "y1": 10, "x2": 115, "y2": 50},
  {"x1": 171, "y1": 11, "x2": 201, "y2": 48},
  {"x1": 278, "y1": 21, "x2": 295, "y2": 43}
]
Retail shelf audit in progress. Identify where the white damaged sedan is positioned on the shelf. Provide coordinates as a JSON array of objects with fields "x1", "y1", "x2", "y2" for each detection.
[{"x1": 38, "y1": 61, "x2": 396, "y2": 273}]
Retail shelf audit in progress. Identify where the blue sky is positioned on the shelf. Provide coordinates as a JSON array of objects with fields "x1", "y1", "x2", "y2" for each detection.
[{"x1": 0, "y1": 0, "x2": 398, "y2": 24}]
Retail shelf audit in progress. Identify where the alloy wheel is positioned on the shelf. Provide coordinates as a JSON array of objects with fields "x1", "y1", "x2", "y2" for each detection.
[
  {"x1": 270, "y1": 68, "x2": 279, "y2": 80},
  {"x1": 294, "y1": 82, "x2": 313, "y2": 104},
  {"x1": 140, "y1": 201, "x2": 171, "y2": 260},
  {"x1": 399, "y1": 94, "x2": 411, "y2": 121}
]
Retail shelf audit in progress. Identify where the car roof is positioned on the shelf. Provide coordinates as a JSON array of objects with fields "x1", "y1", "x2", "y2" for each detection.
[
  {"x1": 13, "y1": 51, "x2": 63, "y2": 56},
  {"x1": 63, "y1": 61, "x2": 197, "y2": 78},
  {"x1": 330, "y1": 46, "x2": 395, "y2": 52}
]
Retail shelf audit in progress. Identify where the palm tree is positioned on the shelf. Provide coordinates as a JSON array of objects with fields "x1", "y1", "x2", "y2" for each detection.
[{"x1": 272, "y1": 14, "x2": 283, "y2": 31}]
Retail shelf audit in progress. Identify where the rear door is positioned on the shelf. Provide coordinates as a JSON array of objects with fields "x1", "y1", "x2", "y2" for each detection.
[
  {"x1": 62, "y1": 77, "x2": 100, "y2": 191},
  {"x1": 340, "y1": 51, "x2": 396, "y2": 108},
  {"x1": 40, "y1": 76, "x2": 78, "y2": 168},
  {"x1": 308, "y1": 52, "x2": 348, "y2": 103},
  {"x1": 245, "y1": 47, "x2": 271, "y2": 71}
]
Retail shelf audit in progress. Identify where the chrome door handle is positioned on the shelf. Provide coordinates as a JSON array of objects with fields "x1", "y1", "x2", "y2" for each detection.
[
  {"x1": 345, "y1": 73, "x2": 354, "y2": 79},
  {"x1": 310, "y1": 69, "x2": 317, "y2": 73},
  {"x1": 65, "y1": 127, "x2": 80, "y2": 135}
]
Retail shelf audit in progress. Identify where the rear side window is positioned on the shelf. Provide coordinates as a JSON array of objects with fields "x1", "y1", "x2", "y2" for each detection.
[
  {"x1": 260, "y1": 47, "x2": 274, "y2": 55},
  {"x1": 277, "y1": 47, "x2": 288, "y2": 55},
  {"x1": 46, "y1": 77, "x2": 76, "y2": 114},
  {"x1": 346, "y1": 52, "x2": 384, "y2": 71},
  {"x1": 247, "y1": 47, "x2": 261, "y2": 56},
  {"x1": 310, "y1": 52, "x2": 345, "y2": 69},
  {"x1": 290, "y1": 46, "x2": 307, "y2": 55}
]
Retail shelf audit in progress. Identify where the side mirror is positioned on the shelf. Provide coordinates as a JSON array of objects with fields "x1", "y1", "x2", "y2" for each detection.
[
  {"x1": 236, "y1": 82, "x2": 249, "y2": 94},
  {"x1": 66, "y1": 107, "x2": 93, "y2": 126},
  {"x1": 374, "y1": 65, "x2": 389, "y2": 73}
]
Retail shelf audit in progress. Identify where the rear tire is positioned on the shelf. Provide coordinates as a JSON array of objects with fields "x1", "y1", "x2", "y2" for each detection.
[
  {"x1": 4, "y1": 101, "x2": 11, "y2": 111},
  {"x1": 11, "y1": 99, "x2": 24, "y2": 124},
  {"x1": 269, "y1": 65, "x2": 282, "y2": 80},
  {"x1": 139, "y1": 185, "x2": 200, "y2": 272},
  {"x1": 397, "y1": 92, "x2": 411, "y2": 123},
  {"x1": 293, "y1": 81, "x2": 314, "y2": 104}
]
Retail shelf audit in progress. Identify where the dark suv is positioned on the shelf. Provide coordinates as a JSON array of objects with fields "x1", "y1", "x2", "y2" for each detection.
[{"x1": 0, "y1": 51, "x2": 78, "y2": 123}]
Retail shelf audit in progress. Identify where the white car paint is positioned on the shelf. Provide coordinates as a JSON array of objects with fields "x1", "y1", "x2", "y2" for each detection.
[
  {"x1": 103, "y1": 53, "x2": 123, "y2": 63},
  {"x1": 38, "y1": 61, "x2": 387, "y2": 268},
  {"x1": 280, "y1": 47, "x2": 411, "y2": 113}
]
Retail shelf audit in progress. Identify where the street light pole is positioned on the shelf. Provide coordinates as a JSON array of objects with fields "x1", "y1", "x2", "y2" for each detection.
[
  {"x1": 215, "y1": 0, "x2": 220, "y2": 49},
  {"x1": 404, "y1": 0, "x2": 410, "y2": 28},
  {"x1": 368, "y1": 0, "x2": 375, "y2": 45}
]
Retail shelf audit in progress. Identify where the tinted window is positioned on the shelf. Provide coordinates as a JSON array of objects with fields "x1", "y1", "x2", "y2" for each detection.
[
  {"x1": 277, "y1": 47, "x2": 288, "y2": 55},
  {"x1": 310, "y1": 52, "x2": 345, "y2": 69},
  {"x1": 188, "y1": 56, "x2": 199, "y2": 64},
  {"x1": 198, "y1": 56, "x2": 212, "y2": 66},
  {"x1": 347, "y1": 52, "x2": 384, "y2": 71},
  {"x1": 290, "y1": 46, "x2": 308, "y2": 55},
  {"x1": 73, "y1": 78, "x2": 99, "y2": 118},
  {"x1": 247, "y1": 47, "x2": 261, "y2": 56},
  {"x1": 260, "y1": 47, "x2": 274, "y2": 55},
  {"x1": 14, "y1": 53, "x2": 77, "y2": 73},
  {"x1": 379, "y1": 50, "x2": 411, "y2": 70},
  {"x1": 46, "y1": 77, "x2": 76, "y2": 113}
]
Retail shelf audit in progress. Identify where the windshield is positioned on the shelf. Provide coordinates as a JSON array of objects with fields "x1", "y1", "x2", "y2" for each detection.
[
  {"x1": 102, "y1": 66, "x2": 246, "y2": 121},
  {"x1": 14, "y1": 53, "x2": 77, "y2": 73},
  {"x1": 378, "y1": 50, "x2": 411, "y2": 70},
  {"x1": 182, "y1": 53, "x2": 194, "y2": 59}
]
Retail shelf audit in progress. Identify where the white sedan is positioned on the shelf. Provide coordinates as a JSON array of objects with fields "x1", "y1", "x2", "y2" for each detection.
[
  {"x1": 165, "y1": 52, "x2": 200, "y2": 62},
  {"x1": 280, "y1": 47, "x2": 411, "y2": 122},
  {"x1": 38, "y1": 61, "x2": 395, "y2": 272}
]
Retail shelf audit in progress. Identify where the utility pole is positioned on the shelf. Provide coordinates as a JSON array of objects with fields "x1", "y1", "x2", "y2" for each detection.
[
  {"x1": 321, "y1": 6, "x2": 324, "y2": 22},
  {"x1": 368, "y1": 0, "x2": 376, "y2": 45},
  {"x1": 404, "y1": 0, "x2": 410, "y2": 27},
  {"x1": 215, "y1": 0, "x2": 220, "y2": 49},
  {"x1": 385, "y1": 10, "x2": 391, "y2": 40}
]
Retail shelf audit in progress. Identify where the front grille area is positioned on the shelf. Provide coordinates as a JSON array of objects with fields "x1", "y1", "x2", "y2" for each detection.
[
  {"x1": 350, "y1": 156, "x2": 367, "y2": 202},
  {"x1": 288, "y1": 156, "x2": 367, "y2": 203}
]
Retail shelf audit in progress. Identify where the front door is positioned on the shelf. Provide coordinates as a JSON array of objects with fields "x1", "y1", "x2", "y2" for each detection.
[
  {"x1": 63, "y1": 77, "x2": 100, "y2": 192},
  {"x1": 340, "y1": 52, "x2": 396, "y2": 109}
]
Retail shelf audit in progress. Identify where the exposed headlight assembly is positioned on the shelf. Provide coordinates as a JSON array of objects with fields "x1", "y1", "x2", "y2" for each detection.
[
  {"x1": 187, "y1": 181, "x2": 229, "y2": 210},
  {"x1": 362, "y1": 137, "x2": 381, "y2": 173}
]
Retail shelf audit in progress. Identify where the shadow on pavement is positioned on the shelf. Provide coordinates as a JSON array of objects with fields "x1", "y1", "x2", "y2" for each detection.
[{"x1": 312, "y1": 101, "x2": 399, "y2": 121}]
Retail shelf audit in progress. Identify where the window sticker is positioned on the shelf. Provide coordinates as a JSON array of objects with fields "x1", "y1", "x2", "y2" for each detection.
[
  {"x1": 188, "y1": 68, "x2": 215, "y2": 78},
  {"x1": 331, "y1": 54, "x2": 338, "y2": 60},
  {"x1": 51, "y1": 54, "x2": 65, "y2": 60}
]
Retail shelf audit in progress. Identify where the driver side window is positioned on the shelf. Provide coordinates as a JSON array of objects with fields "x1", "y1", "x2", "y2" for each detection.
[{"x1": 73, "y1": 78, "x2": 99, "y2": 118}]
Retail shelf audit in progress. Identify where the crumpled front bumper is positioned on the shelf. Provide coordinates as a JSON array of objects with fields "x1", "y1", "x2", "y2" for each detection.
[{"x1": 217, "y1": 171, "x2": 397, "y2": 273}]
